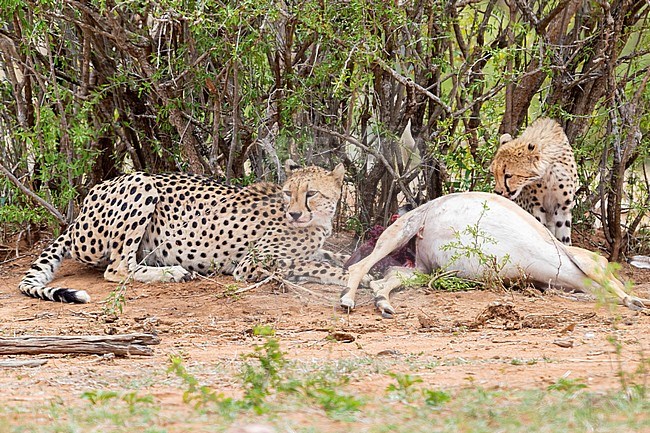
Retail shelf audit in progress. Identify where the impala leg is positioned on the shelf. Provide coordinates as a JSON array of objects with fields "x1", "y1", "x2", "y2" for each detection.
[
  {"x1": 563, "y1": 246, "x2": 648, "y2": 310},
  {"x1": 341, "y1": 205, "x2": 427, "y2": 311},
  {"x1": 370, "y1": 267, "x2": 417, "y2": 318},
  {"x1": 340, "y1": 260, "x2": 377, "y2": 310},
  {"x1": 341, "y1": 232, "x2": 413, "y2": 310}
]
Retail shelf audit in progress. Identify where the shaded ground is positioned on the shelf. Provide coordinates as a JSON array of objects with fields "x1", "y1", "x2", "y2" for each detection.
[{"x1": 1, "y1": 233, "x2": 650, "y2": 430}]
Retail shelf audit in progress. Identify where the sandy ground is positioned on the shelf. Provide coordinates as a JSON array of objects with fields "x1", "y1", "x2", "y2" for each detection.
[{"x1": 1, "y1": 233, "x2": 650, "y2": 415}]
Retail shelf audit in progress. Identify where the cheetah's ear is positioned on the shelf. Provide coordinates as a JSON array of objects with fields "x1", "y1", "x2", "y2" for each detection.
[
  {"x1": 499, "y1": 133, "x2": 512, "y2": 146},
  {"x1": 331, "y1": 163, "x2": 345, "y2": 184},
  {"x1": 526, "y1": 142, "x2": 541, "y2": 163},
  {"x1": 284, "y1": 159, "x2": 301, "y2": 175}
]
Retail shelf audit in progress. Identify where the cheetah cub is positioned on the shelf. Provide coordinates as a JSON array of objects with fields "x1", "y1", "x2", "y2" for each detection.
[
  {"x1": 489, "y1": 117, "x2": 578, "y2": 245},
  {"x1": 19, "y1": 161, "x2": 353, "y2": 303}
]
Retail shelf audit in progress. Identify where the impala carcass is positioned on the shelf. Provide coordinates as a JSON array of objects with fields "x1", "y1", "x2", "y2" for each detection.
[{"x1": 341, "y1": 192, "x2": 647, "y2": 316}]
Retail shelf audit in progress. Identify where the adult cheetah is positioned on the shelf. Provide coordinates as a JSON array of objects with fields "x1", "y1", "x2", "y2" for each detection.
[
  {"x1": 489, "y1": 117, "x2": 577, "y2": 245},
  {"x1": 19, "y1": 161, "x2": 352, "y2": 303}
]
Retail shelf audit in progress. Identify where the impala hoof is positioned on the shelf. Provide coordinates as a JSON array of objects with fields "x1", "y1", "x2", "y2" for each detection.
[
  {"x1": 623, "y1": 296, "x2": 646, "y2": 311},
  {"x1": 340, "y1": 296, "x2": 355, "y2": 311},
  {"x1": 375, "y1": 296, "x2": 395, "y2": 319}
]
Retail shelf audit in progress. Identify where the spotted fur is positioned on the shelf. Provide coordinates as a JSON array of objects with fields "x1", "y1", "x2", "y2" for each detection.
[
  {"x1": 489, "y1": 118, "x2": 577, "y2": 245},
  {"x1": 19, "y1": 161, "x2": 350, "y2": 303}
]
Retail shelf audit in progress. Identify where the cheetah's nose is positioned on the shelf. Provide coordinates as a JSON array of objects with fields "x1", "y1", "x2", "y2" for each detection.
[{"x1": 289, "y1": 211, "x2": 302, "y2": 221}]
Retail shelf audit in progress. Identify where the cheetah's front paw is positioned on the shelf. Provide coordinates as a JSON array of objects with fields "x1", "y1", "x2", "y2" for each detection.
[
  {"x1": 134, "y1": 265, "x2": 193, "y2": 283},
  {"x1": 161, "y1": 266, "x2": 193, "y2": 282}
]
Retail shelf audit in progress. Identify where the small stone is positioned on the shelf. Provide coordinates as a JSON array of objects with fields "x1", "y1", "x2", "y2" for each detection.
[
  {"x1": 377, "y1": 349, "x2": 401, "y2": 356},
  {"x1": 329, "y1": 331, "x2": 355, "y2": 343},
  {"x1": 553, "y1": 339, "x2": 574, "y2": 348}
]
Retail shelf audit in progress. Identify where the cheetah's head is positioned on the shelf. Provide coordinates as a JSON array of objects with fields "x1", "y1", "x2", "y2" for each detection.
[
  {"x1": 490, "y1": 118, "x2": 568, "y2": 200},
  {"x1": 282, "y1": 160, "x2": 345, "y2": 230},
  {"x1": 489, "y1": 133, "x2": 544, "y2": 200}
]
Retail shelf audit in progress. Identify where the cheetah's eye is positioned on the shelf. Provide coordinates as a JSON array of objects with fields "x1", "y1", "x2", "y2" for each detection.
[
  {"x1": 504, "y1": 174, "x2": 512, "y2": 179},
  {"x1": 283, "y1": 190, "x2": 292, "y2": 197},
  {"x1": 306, "y1": 190, "x2": 318, "y2": 198}
]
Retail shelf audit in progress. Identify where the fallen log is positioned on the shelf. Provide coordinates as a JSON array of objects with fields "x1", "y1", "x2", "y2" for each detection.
[{"x1": 0, "y1": 333, "x2": 160, "y2": 357}]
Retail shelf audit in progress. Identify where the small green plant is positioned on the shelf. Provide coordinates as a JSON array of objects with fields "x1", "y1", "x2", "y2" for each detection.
[
  {"x1": 167, "y1": 355, "x2": 240, "y2": 418},
  {"x1": 81, "y1": 390, "x2": 119, "y2": 405},
  {"x1": 403, "y1": 269, "x2": 481, "y2": 292},
  {"x1": 170, "y1": 328, "x2": 365, "y2": 419},
  {"x1": 0, "y1": 202, "x2": 54, "y2": 234},
  {"x1": 440, "y1": 201, "x2": 518, "y2": 291},
  {"x1": 168, "y1": 355, "x2": 237, "y2": 414},
  {"x1": 103, "y1": 280, "x2": 129, "y2": 316},
  {"x1": 305, "y1": 386, "x2": 363, "y2": 418},
  {"x1": 121, "y1": 391, "x2": 155, "y2": 414},
  {"x1": 345, "y1": 215, "x2": 364, "y2": 236},
  {"x1": 442, "y1": 143, "x2": 484, "y2": 192},
  {"x1": 81, "y1": 389, "x2": 154, "y2": 414},
  {"x1": 239, "y1": 325, "x2": 287, "y2": 413},
  {"x1": 219, "y1": 283, "x2": 243, "y2": 300},
  {"x1": 296, "y1": 368, "x2": 364, "y2": 418},
  {"x1": 510, "y1": 358, "x2": 538, "y2": 366},
  {"x1": 423, "y1": 389, "x2": 452, "y2": 407},
  {"x1": 231, "y1": 172, "x2": 258, "y2": 186},
  {"x1": 386, "y1": 372, "x2": 423, "y2": 402},
  {"x1": 547, "y1": 376, "x2": 588, "y2": 393},
  {"x1": 606, "y1": 334, "x2": 650, "y2": 398}
]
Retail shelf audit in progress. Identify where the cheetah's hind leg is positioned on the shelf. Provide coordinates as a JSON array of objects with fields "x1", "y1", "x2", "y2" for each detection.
[{"x1": 102, "y1": 181, "x2": 192, "y2": 285}]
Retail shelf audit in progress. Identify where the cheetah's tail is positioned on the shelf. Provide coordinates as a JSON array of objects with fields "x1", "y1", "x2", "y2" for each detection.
[{"x1": 18, "y1": 231, "x2": 90, "y2": 303}]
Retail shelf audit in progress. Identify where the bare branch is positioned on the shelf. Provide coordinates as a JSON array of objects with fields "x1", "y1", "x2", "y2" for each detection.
[
  {"x1": 312, "y1": 125, "x2": 417, "y2": 204},
  {"x1": 375, "y1": 58, "x2": 452, "y2": 115},
  {"x1": 0, "y1": 163, "x2": 67, "y2": 225}
]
